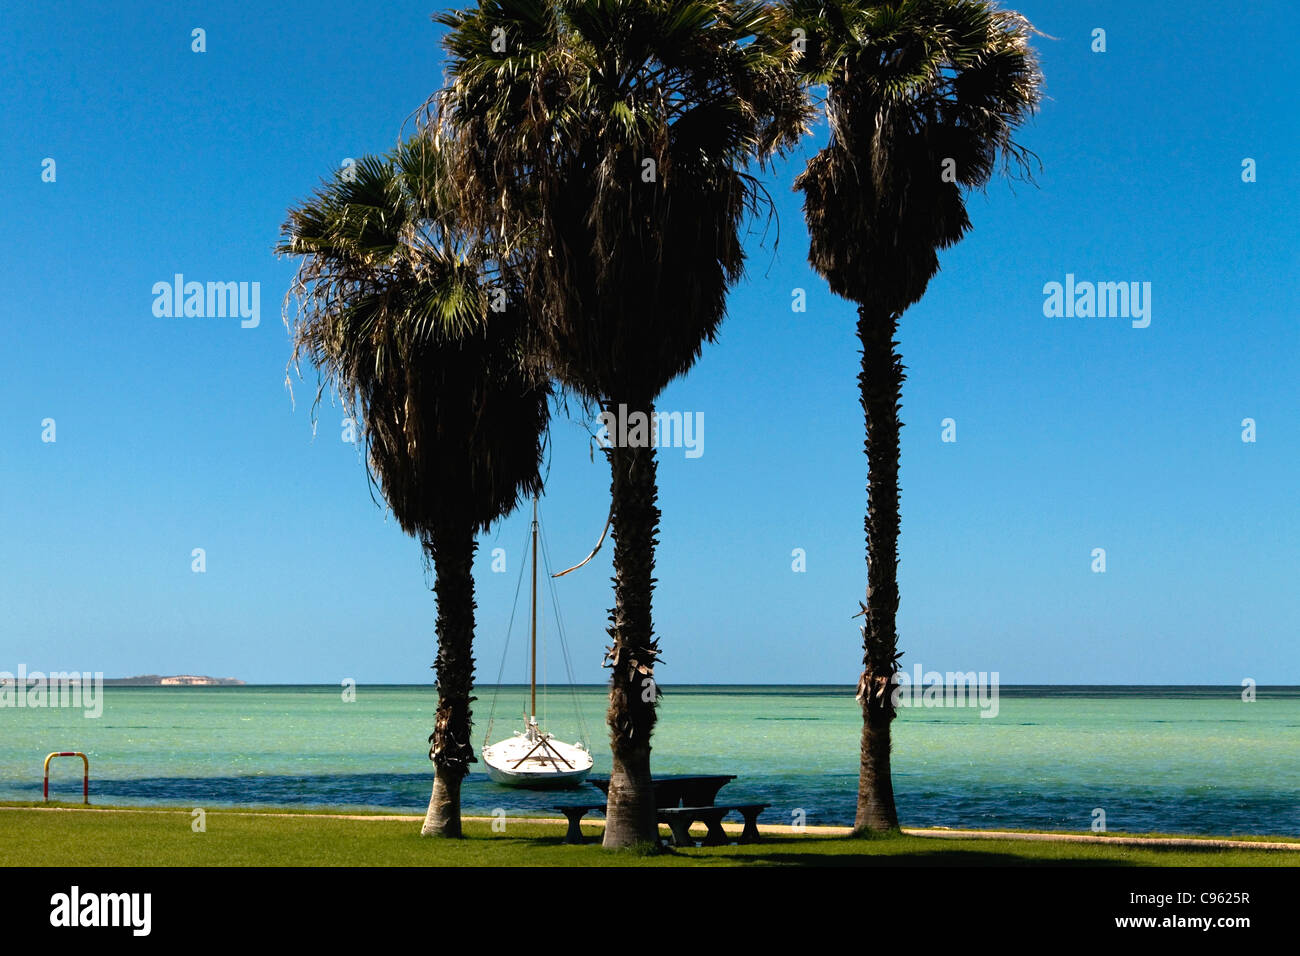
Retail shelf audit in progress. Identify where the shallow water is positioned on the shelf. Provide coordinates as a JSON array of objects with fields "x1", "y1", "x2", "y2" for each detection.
[{"x1": 2, "y1": 684, "x2": 1296, "y2": 835}]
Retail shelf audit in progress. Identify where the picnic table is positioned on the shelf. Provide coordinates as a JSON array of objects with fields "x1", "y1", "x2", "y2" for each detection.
[
  {"x1": 587, "y1": 773, "x2": 736, "y2": 809},
  {"x1": 560, "y1": 774, "x2": 767, "y2": 846}
]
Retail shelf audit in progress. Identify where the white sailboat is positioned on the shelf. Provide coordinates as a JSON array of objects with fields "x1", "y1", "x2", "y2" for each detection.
[{"x1": 482, "y1": 497, "x2": 593, "y2": 789}]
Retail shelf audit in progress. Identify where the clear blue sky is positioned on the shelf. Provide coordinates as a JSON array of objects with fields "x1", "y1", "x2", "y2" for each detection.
[{"x1": 1, "y1": 1, "x2": 1296, "y2": 684}]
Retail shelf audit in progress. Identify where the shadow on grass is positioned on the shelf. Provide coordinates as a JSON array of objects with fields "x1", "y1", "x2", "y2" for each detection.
[
  {"x1": 723, "y1": 848, "x2": 1129, "y2": 867},
  {"x1": 755, "y1": 834, "x2": 1131, "y2": 866},
  {"x1": 509, "y1": 830, "x2": 1134, "y2": 866}
]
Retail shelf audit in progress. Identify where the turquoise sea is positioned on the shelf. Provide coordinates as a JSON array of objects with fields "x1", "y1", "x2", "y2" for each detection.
[{"x1": 2, "y1": 685, "x2": 1297, "y2": 836}]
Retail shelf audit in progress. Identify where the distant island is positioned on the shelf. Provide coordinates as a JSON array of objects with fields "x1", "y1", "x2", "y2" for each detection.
[{"x1": 102, "y1": 675, "x2": 246, "y2": 686}]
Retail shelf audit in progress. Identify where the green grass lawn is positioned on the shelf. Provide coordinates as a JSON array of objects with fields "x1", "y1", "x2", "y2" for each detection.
[{"x1": 2, "y1": 804, "x2": 1296, "y2": 866}]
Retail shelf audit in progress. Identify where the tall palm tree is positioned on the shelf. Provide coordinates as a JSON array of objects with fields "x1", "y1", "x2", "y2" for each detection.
[
  {"x1": 279, "y1": 134, "x2": 550, "y2": 837},
  {"x1": 434, "y1": 0, "x2": 809, "y2": 846},
  {"x1": 786, "y1": 0, "x2": 1042, "y2": 832}
]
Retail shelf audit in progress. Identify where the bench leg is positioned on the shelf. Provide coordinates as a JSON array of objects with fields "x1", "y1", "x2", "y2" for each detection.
[
  {"x1": 701, "y1": 815, "x2": 729, "y2": 846},
  {"x1": 666, "y1": 815, "x2": 696, "y2": 847},
  {"x1": 738, "y1": 809, "x2": 763, "y2": 844},
  {"x1": 563, "y1": 813, "x2": 586, "y2": 845}
]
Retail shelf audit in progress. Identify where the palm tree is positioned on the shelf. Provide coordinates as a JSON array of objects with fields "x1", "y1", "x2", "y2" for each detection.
[
  {"x1": 279, "y1": 134, "x2": 550, "y2": 837},
  {"x1": 786, "y1": 0, "x2": 1042, "y2": 832},
  {"x1": 434, "y1": 0, "x2": 809, "y2": 846}
]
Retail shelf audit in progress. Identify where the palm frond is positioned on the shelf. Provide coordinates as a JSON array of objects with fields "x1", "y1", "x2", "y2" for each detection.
[
  {"x1": 791, "y1": 0, "x2": 1044, "y2": 308},
  {"x1": 279, "y1": 135, "x2": 550, "y2": 540}
]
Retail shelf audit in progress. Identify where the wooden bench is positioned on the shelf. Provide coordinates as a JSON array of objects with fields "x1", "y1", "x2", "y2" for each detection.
[
  {"x1": 659, "y1": 804, "x2": 769, "y2": 847},
  {"x1": 554, "y1": 804, "x2": 606, "y2": 844}
]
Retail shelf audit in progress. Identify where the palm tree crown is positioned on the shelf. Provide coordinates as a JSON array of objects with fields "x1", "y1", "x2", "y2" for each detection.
[
  {"x1": 436, "y1": 0, "x2": 810, "y2": 402},
  {"x1": 281, "y1": 135, "x2": 549, "y2": 540},
  {"x1": 792, "y1": 0, "x2": 1041, "y2": 308}
]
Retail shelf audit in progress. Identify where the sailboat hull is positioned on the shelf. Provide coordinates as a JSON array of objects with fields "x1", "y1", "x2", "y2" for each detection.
[
  {"x1": 484, "y1": 764, "x2": 592, "y2": 789},
  {"x1": 482, "y1": 735, "x2": 594, "y2": 790}
]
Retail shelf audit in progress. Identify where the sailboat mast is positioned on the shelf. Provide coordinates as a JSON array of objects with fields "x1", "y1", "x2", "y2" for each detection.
[{"x1": 529, "y1": 495, "x2": 538, "y2": 719}]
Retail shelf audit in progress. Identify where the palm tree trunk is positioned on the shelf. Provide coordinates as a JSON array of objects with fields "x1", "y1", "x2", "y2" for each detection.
[
  {"x1": 601, "y1": 405, "x2": 662, "y2": 848},
  {"x1": 421, "y1": 523, "x2": 478, "y2": 838},
  {"x1": 854, "y1": 304, "x2": 904, "y2": 834}
]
